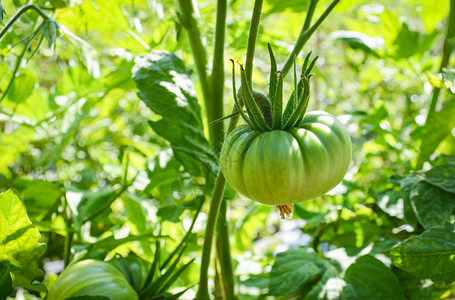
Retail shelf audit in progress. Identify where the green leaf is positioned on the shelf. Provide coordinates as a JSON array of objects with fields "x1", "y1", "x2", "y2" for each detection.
[
  {"x1": 341, "y1": 255, "x2": 405, "y2": 300},
  {"x1": 293, "y1": 204, "x2": 328, "y2": 225},
  {"x1": 416, "y1": 98, "x2": 455, "y2": 168},
  {"x1": 0, "y1": 262, "x2": 13, "y2": 299},
  {"x1": 0, "y1": 189, "x2": 47, "y2": 292},
  {"x1": 12, "y1": 179, "x2": 61, "y2": 221},
  {"x1": 377, "y1": 190, "x2": 406, "y2": 219},
  {"x1": 7, "y1": 71, "x2": 36, "y2": 104},
  {"x1": 443, "y1": 68, "x2": 455, "y2": 93},
  {"x1": 302, "y1": 259, "x2": 342, "y2": 300},
  {"x1": 269, "y1": 248, "x2": 322, "y2": 296},
  {"x1": 50, "y1": 0, "x2": 68, "y2": 8},
  {"x1": 393, "y1": 23, "x2": 420, "y2": 58},
  {"x1": 422, "y1": 163, "x2": 455, "y2": 194},
  {"x1": 157, "y1": 205, "x2": 186, "y2": 223},
  {"x1": 332, "y1": 30, "x2": 380, "y2": 57},
  {"x1": 68, "y1": 186, "x2": 119, "y2": 226},
  {"x1": 132, "y1": 51, "x2": 218, "y2": 175},
  {"x1": 410, "y1": 181, "x2": 455, "y2": 229},
  {"x1": 384, "y1": 226, "x2": 455, "y2": 284},
  {"x1": 81, "y1": 233, "x2": 165, "y2": 258}
]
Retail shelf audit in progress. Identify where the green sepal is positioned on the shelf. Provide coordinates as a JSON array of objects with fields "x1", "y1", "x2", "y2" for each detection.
[
  {"x1": 282, "y1": 77, "x2": 310, "y2": 130},
  {"x1": 239, "y1": 64, "x2": 272, "y2": 131},
  {"x1": 282, "y1": 78, "x2": 303, "y2": 124},
  {"x1": 295, "y1": 77, "x2": 311, "y2": 126},
  {"x1": 267, "y1": 43, "x2": 278, "y2": 105},
  {"x1": 209, "y1": 110, "x2": 240, "y2": 125},
  {"x1": 305, "y1": 56, "x2": 319, "y2": 77},
  {"x1": 272, "y1": 72, "x2": 283, "y2": 130},
  {"x1": 293, "y1": 55, "x2": 298, "y2": 111},
  {"x1": 229, "y1": 59, "x2": 253, "y2": 127},
  {"x1": 301, "y1": 51, "x2": 313, "y2": 75}
]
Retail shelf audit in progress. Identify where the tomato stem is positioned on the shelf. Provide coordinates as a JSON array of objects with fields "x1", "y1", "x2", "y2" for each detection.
[
  {"x1": 0, "y1": 4, "x2": 52, "y2": 43},
  {"x1": 281, "y1": 0, "x2": 340, "y2": 77},
  {"x1": 245, "y1": 0, "x2": 264, "y2": 87}
]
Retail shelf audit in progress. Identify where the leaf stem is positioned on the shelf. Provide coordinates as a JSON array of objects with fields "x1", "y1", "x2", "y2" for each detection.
[
  {"x1": 425, "y1": 0, "x2": 455, "y2": 124},
  {"x1": 0, "y1": 3, "x2": 51, "y2": 42},
  {"x1": 281, "y1": 0, "x2": 340, "y2": 76}
]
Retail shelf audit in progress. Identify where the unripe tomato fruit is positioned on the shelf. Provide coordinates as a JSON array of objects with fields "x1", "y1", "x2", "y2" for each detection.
[
  {"x1": 220, "y1": 111, "x2": 351, "y2": 205},
  {"x1": 47, "y1": 259, "x2": 138, "y2": 300}
]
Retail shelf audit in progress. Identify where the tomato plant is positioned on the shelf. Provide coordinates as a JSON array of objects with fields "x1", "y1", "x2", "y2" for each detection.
[{"x1": 1, "y1": 0, "x2": 455, "y2": 299}]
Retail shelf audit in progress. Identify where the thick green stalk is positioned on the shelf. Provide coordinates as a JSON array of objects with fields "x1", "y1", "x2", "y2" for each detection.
[
  {"x1": 216, "y1": 200, "x2": 236, "y2": 299},
  {"x1": 282, "y1": 0, "x2": 340, "y2": 76},
  {"x1": 425, "y1": 0, "x2": 455, "y2": 124},
  {"x1": 211, "y1": 0, "x2": 236, "y2": 298},
  {"x1": 197, "y1": 1, "x2": 264, "y2": 298},
  {"x1": 0, "y1": 3, "x2": 51, "y2": 42},
  {"x1": 177, "y1": 0, "x2": 212, "y2": 133},
  {"x1": 196, "y1": 171, "x2": 227, "y2": 300},
  {"x1": 210, "y1": 0, "x2": 227, "y2": 151}
]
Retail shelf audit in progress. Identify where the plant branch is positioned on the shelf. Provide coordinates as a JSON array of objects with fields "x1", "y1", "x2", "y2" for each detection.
[
  {"x1": 216, "y1": 199, "x2": 236, "y2": 299},
  {"x1": 210, "y1": 0, "x2": 237, "y2": 298},
  {"x1": 425, "y1": 0, "x2": 455, "y2": 124},
  {"x1": 245, "y1": 0, "x2": 264, "y2": 87},
  {"x1": 177, "y1": 0, "x2": 211, "y2": 125},
  {"x1": 303, "y1": 0, "x2": 319, "y2": 32},
  {"x1": 196, "y1": 171, "x2": 227, "y2": 300},
  {"x1": 210, "y1": 0, "x2": 228, "y2": 152},
  {"x1": 282, "y1": 0, "x2": 340, "y2": 76},
  {"x1": 0, "y1": 3, "x2": 51, "y2": 42}
]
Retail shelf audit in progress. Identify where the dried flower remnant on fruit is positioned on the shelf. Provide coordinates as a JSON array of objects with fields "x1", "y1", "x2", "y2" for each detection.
[{"x1": 277, "y1": 204, "x2": 293, "y2": 219}]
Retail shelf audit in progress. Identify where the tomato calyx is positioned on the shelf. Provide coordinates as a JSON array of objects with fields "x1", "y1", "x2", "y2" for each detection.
[{"x1": 228, "y1": 44, "x2": 318, "y2": 133}]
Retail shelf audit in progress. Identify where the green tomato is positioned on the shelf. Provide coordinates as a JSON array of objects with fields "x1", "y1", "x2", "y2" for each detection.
[
  {"x1": 47, "y1": 259, "x2": 138, "y2": 300},
  {"x1": 220, "y1": 111, "x2": 351, "y2": 205}
]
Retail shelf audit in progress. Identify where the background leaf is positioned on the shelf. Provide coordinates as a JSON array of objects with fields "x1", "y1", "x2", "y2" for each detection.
[
  {"x1": 0, "y1": 189, "x2": 47, "y2": 292},
  {"x1": 341, "y1": 255, "x2": 405, "y2": 300},
  {"x1": 422, "y1": 163, "x2": 455, "y2": 194},
  {"x1": 416, "y1": 99, "x2": 455, "y2": 168},
  {"x1": 332, "y1": 30, "x2": 380, "y2": 57},
  {"x1": 132, "y1": 51, "x2": 218, "y2": 176},
  {"x1": 269, "y1": 248, "x2": 322, "y2": 296},
  {"x1": 385, "y1": 226, "x2": 455, "y2": 284},
  {"x1": 410, "y1": 181, "x2": 455, "y2": 229},
  {"x1": 0, "y1": 262, "x2": 13, "y2": 299}
]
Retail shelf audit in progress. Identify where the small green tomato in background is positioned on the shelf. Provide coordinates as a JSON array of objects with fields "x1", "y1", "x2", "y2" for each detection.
[
  {"x1": 220, "y1": 46, "x2": 352, "y2": 218},
  {"x1": 47, "y1": 259, "x2": 138, "y2": 300}
]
